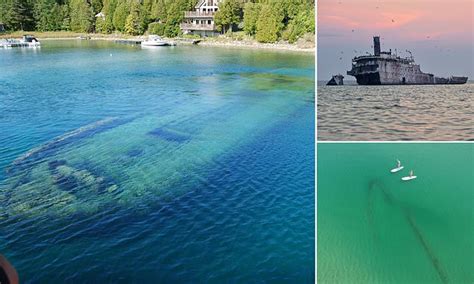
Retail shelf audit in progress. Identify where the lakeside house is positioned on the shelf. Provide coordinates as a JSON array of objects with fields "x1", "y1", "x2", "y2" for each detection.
[{"x1": 180, "y1": 0, "x2": 221, "y2": 37}]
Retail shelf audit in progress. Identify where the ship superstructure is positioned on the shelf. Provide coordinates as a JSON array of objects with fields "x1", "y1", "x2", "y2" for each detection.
[{"x1": 347, "y1": 36, "x2": 467, "y2": 85}]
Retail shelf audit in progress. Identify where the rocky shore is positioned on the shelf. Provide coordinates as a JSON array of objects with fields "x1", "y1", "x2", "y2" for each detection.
[
  {"x1": 198, "y1": 37, "x2": 314, "y2": 53},
  {"x1": 0, "y1": 31, "x2": 314, "y2": 53}
]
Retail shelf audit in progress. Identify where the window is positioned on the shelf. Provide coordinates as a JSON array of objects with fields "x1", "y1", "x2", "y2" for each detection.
[{"x1": 208, "y1": 20, "x2": 211, "y2": 25}]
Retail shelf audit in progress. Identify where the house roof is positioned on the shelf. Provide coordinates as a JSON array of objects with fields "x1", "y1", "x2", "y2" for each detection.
[
  {"x1": 195, "y1": 0, "x2": 220, "y2": 8},
  {"x1": 195, "y1": 0, "x2": 206, "y2": 8}
]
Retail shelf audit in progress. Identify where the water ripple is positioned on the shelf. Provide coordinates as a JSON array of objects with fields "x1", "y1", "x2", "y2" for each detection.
[{"x1": 318, "y1": 83, "x2": 474, "y2": 140}]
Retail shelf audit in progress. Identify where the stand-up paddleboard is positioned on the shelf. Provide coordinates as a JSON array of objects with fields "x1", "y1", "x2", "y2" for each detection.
[
  {"x1": 391, "y1": 159, "x2": 404, "y2": 173},
  {"x1": 391, "y1": 166, "x2": 404, "y2": 173},
  {"x1": 402, "y1": 170, "x2": 417, "y2": 181},
  {"x1": 402, "y1": 176, "x2": 417, "y2": 181}
]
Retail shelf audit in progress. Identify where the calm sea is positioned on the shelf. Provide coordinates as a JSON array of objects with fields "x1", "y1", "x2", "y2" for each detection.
[
  {"x1": 318, "y1": 143, "x2": 474, "y2": 283},
  {"x1": 317, "y1": 82, "x2": 474, "y2": 141},
  {"x1": 0, "y1": 40, "x2": 315, "y2": 282}
]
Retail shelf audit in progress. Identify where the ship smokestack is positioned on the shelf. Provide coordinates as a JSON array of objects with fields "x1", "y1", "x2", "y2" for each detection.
[{"x1": 373, "y1": 36, "x2": 381, "y2": 56}]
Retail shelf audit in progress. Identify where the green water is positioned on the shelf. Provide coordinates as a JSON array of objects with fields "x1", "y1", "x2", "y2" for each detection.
[{"x1": 317, "y1": 143, "x2": 474, "y2": 283}]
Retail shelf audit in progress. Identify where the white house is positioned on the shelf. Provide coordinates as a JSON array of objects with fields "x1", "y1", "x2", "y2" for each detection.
[{"x1": 180, "y1": 0, "x2": 222, "y2": 37}]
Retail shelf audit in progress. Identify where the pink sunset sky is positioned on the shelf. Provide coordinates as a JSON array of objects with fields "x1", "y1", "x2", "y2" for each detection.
[{"x1": 317, "y1": 0, "x2": 474, "y2": 79}]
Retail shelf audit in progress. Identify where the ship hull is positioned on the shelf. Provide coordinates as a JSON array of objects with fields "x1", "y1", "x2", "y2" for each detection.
[
  {"x1": 434, "y1": 76, "x2": 468, "y2": 84},
  {"x1": 353, "y1": 72, "x2": 468, "y2": 85},
  {"x1": 354, "y1": 72, "x2": 381, "y2": 85},
  {"x1": 348, "y1": 59, "x2": 467, "y2": 85}
]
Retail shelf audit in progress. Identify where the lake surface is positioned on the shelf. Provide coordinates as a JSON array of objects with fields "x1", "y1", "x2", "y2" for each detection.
[
  {"x1": 317, "y1": 83, "x2": 474, "y2": 141},
  {"x1": 318, "y1": 143, "x2": 474, "y2": 283},
  {"x1": 0, "y1": 40, "x2": 315, "y2": 282}
]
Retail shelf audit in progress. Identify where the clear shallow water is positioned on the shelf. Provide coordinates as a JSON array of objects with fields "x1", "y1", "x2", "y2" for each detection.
[
  {"x1": 0, "y1": 40, "x2": 315, "y2": 282},
  {"x1": 317, "y1": 143, "x2": 474, "y2": 283},
  {"x1": 317, "y1": 83, "x2": 474, "y2": 141}
]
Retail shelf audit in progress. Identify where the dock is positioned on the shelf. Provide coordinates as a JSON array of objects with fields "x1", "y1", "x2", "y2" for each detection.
[
  {"x1": 114, "y1": 39, "x2": 142, "y2": 45},
  {"x1": 0, "y1": 41, "x2": 32, "y2": 48}
]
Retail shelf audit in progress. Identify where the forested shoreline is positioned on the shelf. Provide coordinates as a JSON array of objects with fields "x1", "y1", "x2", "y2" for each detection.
[{"x1": 0, "y1": 0, "x2": 314, "y2": 43}]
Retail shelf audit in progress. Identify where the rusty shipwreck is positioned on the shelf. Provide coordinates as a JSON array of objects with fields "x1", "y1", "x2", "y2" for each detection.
[{"x1": 347, "y1": 36, "x2": 468, "y2": 85}]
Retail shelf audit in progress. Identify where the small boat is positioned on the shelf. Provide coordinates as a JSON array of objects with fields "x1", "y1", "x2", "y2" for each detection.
[
  {"x1": 402, "y1": 170, "x2": 417, "y2": 181},
  {"x1": 21, "y1": 35, "x2": 40, "y2": 47},
  {"x1": 141, "y1": 35, "x2": 176, "y2": 47},
  {"x1": 0, "y1": 35, "x2": 40, "y2": 48},
  {"x1": 390, "y1": 159, "x2": 404, "y2": 173}
]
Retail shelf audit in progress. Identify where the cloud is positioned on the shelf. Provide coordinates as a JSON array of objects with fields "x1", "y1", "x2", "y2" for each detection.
[{"x1": 318, "y1": 0, "x2": 472, "y2": 42}]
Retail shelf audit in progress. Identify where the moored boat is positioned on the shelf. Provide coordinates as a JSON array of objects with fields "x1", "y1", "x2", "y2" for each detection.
[
  {"x1": 0, "y1": 35, "x2": 40, "y2": 48},
  {"x1": 22, "y1": 35, "x2": 40, "y2": 46},
  {"x1": 141, "y1": 35, "x2": 176, "y2": 47}
]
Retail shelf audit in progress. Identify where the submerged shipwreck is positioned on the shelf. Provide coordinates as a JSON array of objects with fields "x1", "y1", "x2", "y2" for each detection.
[
  {"x1": 347, "y1": 36, "x2": 468, "y2": 85},
  {"x1": 0, "y1": 72, "x2": 314, "y2": 221}
]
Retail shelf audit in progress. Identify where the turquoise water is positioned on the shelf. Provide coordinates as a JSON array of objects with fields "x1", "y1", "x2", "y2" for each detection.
[
  {"x1": 318, "y1": 143, "x2": 474, "y2": 283},
  {"x1": 0, "y1": 41, "x2": 315, "y2": 282}
]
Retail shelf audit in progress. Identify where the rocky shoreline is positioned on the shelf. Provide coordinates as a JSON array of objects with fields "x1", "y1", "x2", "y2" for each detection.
[
  {"x1": 1, "y1": 32, "x2": 314, "y2": 53},
  {"x1": 198, "y1": 38, "x2": 314, "y2": 53}
]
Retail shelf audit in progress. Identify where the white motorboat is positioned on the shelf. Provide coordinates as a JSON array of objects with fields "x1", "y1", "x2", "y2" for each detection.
[
  {"x1": 141, "y1": 35, "x2": 175, "y2": 47},
  {"x1": 21, "y1": 35, "x2": 41, "y2": 47},
  {"x1": 0, "y1": 35, "x2": 40, "y2": 48}
]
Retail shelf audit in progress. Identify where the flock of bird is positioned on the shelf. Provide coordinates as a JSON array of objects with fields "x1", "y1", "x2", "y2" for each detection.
[{"x1": 332, "y1": 0, "x2": 450, "y2": 59}]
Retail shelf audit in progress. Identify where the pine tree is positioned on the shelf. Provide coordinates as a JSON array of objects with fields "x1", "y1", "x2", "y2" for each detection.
[
  {"x1": 60, "y1": 4, "x2": 70, "y2": 30},
  {"x1": 140, "y1": 0, "x2": 152, "y2": 27},
  {"x1": 0, "y1": 0, "x2": 12, "y2": 26},
  {"x1": 151, "y1": 0, "x2": 167, "y2": 21},
  {"x1": 112, "y1": 0, "x2": 129, "y2": 31},
  {"x1": 163, "y1": 1, "x2": 183, "y2": 37},
  {"x1": 243, "y1": 2, "x2": 259, "y2": 36},
  {"x1": 34, "y1": 0, "x2": 55, "y2": 31},
  {"x1": 7, "y1": 0, "x2": 34, "y2": 31},
  {"x1": 97, "y1": 0, "x2": 117, "y2": 33},
  {"x1": 90, "y1": 0, "x2": 103, "y2": 14},
  {"x1": 50, "y1": 3, "x2": 66, "y2": 30},
  {"x1": 214, "y1": 0, "x2": 240, "y2": 33},
  {"x1": 255, "y1": 4, "x2": 278, "y2": 43},
  {"x1": 124, "y1": 0, "x2": 143, "y2": 35},
  {"x1": 69, "y1": 0, "x2": 94, "y2": 32}
]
